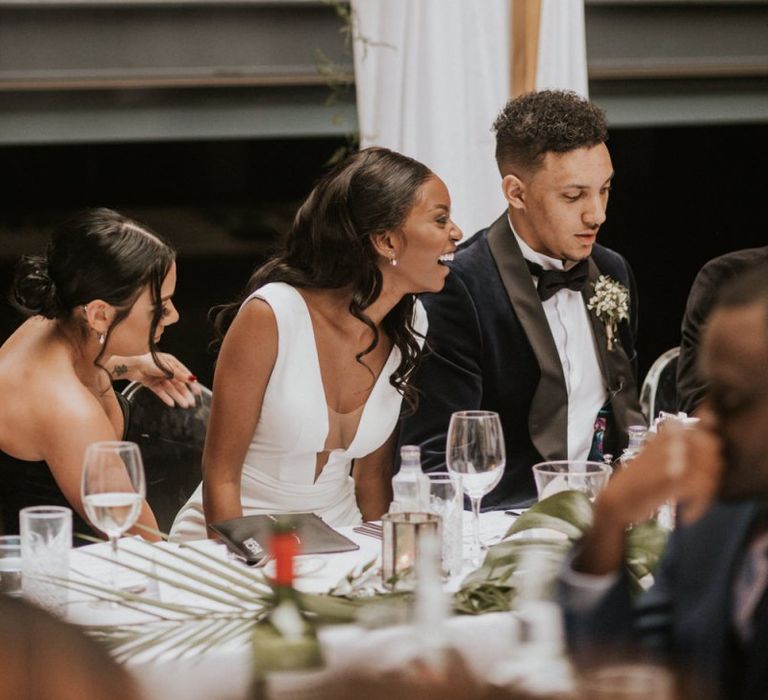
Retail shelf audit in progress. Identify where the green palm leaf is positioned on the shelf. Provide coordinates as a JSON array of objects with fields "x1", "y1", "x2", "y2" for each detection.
[
  {"x1": 55, "y1": 501, "x2": 668, "y2": 658},
  {"x1": 505, "y1": 491, "x2": 594, "y2": 539}
]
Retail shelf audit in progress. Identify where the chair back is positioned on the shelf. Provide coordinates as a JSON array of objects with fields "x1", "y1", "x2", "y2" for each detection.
[
  {"x1": 122, "y1": 382, "x2": 211, "y2": 533},
  {"x1": 639, "y1": 347, "x2": 680, "y2": 424}
]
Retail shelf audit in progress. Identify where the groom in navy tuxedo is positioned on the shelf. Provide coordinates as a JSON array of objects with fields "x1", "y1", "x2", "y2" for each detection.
[
  {"x1": 563, "y1": 263, "x2": 768, "y2": 699},
  {"x1": 400, "y1": 90, "x2": 644, "y2": 508}
]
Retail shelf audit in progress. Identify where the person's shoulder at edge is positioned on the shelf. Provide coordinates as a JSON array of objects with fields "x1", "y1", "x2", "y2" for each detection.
[
  {"x1": 683, "y1": 246, "x2": 768, "y2": 325},
  {"x1": 693, "y1": 245, "x2": 768, "y2": 288},
  {"x1": 224, "y1": 293, "x2": 278, "y2": 356},
  {"x1": 15, "y1": 368, "x2": 119, "y2": 465},
  {"x1": 238, "y1": 280, "x2": 297, "y2": 309}
]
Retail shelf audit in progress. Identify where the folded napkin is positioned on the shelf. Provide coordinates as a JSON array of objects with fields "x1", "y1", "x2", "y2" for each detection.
[{"x1": 209, "y1": 512, "x2": 359, "y2": 564}]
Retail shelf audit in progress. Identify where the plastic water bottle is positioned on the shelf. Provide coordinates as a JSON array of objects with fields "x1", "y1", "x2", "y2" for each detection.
[
  {"x1": 390, "y1": 445, "x2": 430, "y2": 512},
  {"x1": 619, "y1": 424, "x2": 648, "y2": 468},
  {"x1": 489, "y1": 548, "x2": 575, "y2": 696}
]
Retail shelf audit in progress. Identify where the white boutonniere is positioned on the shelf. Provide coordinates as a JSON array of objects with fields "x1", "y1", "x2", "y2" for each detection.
[{"x1": 587, "y1": 275, "x2": 630, "y2": 351}]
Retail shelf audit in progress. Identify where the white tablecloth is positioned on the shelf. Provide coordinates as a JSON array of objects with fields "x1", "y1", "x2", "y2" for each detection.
[{"x1": 64, "y1": 511, "x2": 518, "y2": 700}]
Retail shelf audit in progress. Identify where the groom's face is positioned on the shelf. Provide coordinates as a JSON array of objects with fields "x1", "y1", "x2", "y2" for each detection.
[
  {"x1": 516, "y1": 143, "x2": 613, "y2": 263},
  {"x1": 701, "y1": 302, "x2": 768, "y2": 499}
]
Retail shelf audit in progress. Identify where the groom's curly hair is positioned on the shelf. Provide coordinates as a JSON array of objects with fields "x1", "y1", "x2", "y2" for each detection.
[{"x1": 493, "y1": 90, "x2": 608, "y2": 176}]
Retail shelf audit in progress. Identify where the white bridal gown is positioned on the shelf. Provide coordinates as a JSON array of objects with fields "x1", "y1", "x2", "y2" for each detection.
[{"x1": 170, "y1": 282, "x2": 427, "y2": 541}]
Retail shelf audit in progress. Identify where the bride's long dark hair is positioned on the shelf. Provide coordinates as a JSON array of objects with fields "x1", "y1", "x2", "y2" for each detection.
[{"x1": 214, "y1": 147, "x2": 433, "y2": 412}]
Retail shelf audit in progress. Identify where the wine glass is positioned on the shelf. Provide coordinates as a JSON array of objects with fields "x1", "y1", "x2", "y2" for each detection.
[
  {"x1": 81, "y1": 441, "x2": 145, "y2": 594},
  {"x1": 445, "y1": 411, "x2": 505, "y2": 565}
]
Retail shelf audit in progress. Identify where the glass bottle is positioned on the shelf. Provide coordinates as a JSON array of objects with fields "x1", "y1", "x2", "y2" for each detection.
[
  {"x1": 250, "y1": 517, "x2": 324, "y2": 698},
  {"x1": 490, "y1": 548, "x2": 575, "y2": 696},
  {"x1": 390, "y1": 445, "x2": 430, "y2": 512},
  {"x1": 414, "y1": 530, "x2": 451, "y2": 671},
  {"x1": 619, "y1": 424, "x2": 649, "y2": 468}
]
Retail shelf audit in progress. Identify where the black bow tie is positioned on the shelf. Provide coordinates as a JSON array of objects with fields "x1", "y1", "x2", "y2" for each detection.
[{"x1": 525, "y1": 258, "x2": 589, "y2": 301}]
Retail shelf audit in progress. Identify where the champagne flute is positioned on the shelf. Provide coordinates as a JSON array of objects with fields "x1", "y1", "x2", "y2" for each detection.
[
  {"x1": 445, "y1": 411, "x2": 505, "y2": 565},
  {"x1": 81, "y1": 441, "x2": 145, "y2": 594}
]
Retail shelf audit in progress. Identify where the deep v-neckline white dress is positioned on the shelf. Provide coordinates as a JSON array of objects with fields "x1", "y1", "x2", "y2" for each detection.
[{"x1": 171, "y1": 282, "x2": 427, "y2": 541}]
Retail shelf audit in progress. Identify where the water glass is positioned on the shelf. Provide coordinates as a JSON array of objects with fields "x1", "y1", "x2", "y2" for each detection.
[
  {"x1": 0, "y1": 535, "x2": 22, "y2": 597},
  {"x1": 81, "y1": 440, "x2": 146, "y2": 596},
  {"x1": 532, "y1": 460, "x2": 612, "y2": 501},
  {"x1": 20, "y1": 506, "x2": 72, "y2": 612},
  {"x1": 426, "y1": 472, "x2": 463, "y2": 576}
]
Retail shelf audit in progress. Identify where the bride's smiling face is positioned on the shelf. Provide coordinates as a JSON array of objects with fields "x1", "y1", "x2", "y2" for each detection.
[{"x1": 389, "y1": 176, "x2": 463, "y2": 294}]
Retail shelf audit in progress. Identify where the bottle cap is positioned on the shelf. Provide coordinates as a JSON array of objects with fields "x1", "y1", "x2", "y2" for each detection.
[
  {"x1": 400, "y1": 445, "x2": 421, "y2": 468},
  {"x1": 270, "y1": 517, "x2": 300, "y2": 586}
]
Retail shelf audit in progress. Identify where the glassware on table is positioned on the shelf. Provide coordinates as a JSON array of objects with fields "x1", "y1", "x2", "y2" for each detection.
[
  {"x1": 20, "y1": 506, "x2": 72, "y2": 612},
  {"x1": 426, "y1": 472, "x2": 463, "y2": 577},
  {"x1": 381, "y1": 512, "x2": 441, "y2": 591},
  {"x1": 532, "y1": 460, "x2": 612, "y2": 502},
  {"x1": 618, "y1": 425, "x2": 649, "y2": 468},
  {"x1": 390, "y1": 444, "x2": 431, "y2": 513},
  {"x1": 0, "y1": 535, "x2": 23, "y2": 597},
  {"x1": 445, "y1": 410, "x2": 505, "y2": 565},
  {"x1": 81, "y1": 441, "x2": 145, "y2": 595}
]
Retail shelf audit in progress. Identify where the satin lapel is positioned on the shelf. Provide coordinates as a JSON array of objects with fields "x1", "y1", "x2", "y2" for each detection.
[
  {"x1": 582, "y1": 259, "x2": 644, "y2": 434},
  {"x1": 583, "y1": 259, "x2": 614, "y2": 391},
  {"x1": 486, "y1": 215, "x2": 567, "y2": 461}
]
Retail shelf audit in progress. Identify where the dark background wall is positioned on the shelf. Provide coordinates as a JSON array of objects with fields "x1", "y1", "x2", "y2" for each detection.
[{"x1": 1, "y1": 124, "x2": 766, "y2": 388}]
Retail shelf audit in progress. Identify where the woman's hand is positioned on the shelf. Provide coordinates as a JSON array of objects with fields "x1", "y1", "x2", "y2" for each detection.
[{"x1": 107, "y1": 353, "x2": 202, "y2": 407}]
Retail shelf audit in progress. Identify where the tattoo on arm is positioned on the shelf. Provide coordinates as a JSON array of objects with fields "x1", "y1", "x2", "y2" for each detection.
[{"x1": 112, "y1": 364, "x2": 129, "y2": 378}]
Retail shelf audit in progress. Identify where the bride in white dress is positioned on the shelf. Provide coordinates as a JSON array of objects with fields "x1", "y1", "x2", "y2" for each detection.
[{"x1": 171, "y1": 147, "x2": 462, "y2": 540}]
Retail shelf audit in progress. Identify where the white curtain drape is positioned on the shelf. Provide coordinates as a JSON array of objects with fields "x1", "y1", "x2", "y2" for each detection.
[
  {"x1": 351, "y1": 0, "x2": 510, "y2": 237},
  {"x1": 350, "y1": 0, "x2": 589, "y2": 237},
  {"x1": 536, "y1": 0, "x2": 589, "y2": 97}
]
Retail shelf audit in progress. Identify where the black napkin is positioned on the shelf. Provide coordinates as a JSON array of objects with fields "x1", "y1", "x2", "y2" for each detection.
[{"x1": 209, "y1": 512, "x2": 360, "y2": 564}]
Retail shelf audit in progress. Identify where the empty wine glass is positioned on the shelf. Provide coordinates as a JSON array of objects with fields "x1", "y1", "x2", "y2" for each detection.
[
  {"x1": 446, "y1": 411, "x2": 505, "y2": 565},
  {"x1": 81, "y1": 441, "x2": 145, "y2": 595}
]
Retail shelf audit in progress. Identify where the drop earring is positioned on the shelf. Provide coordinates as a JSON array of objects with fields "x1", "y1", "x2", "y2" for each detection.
[
  {"x1": 98, "y1": 333, "x2": 105, "y2": 346},
  {"x1": 389, "y1": 255, "x2": 398, "y2": 267}
]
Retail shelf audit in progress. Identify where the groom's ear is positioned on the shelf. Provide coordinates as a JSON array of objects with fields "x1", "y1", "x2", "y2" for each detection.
[{"x1": 501, "y1": 173, "x2": 526, "y2": 210}]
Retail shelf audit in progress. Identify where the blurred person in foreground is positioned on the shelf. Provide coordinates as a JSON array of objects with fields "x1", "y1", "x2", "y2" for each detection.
[
  {"x1": 171, "y1": 147, "x2": 462, "y2": 540},
  {"x1": 677, "y1": 246, "x2": 768, "y2": 415},
  {"x1": 0, "y1": 208, "x2": 199, "y2": 541},
  {"x1": 0, "y1": 593, "x2": 141, "y2": 700},
  {"x1": 562, "y1": 263, "x2": 768, "y2": 699},
  {"x1": 400, "y1": 90, "x2": 643, "y2": 510}
]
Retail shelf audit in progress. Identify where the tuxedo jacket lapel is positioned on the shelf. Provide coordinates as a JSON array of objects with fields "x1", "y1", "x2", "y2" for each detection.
[
  {"x1": 486, "y1": 215, "x2": 568, "y2": 461},
  {"x1": 582, "y1": 258, "x2": 644, "y2": 438}
]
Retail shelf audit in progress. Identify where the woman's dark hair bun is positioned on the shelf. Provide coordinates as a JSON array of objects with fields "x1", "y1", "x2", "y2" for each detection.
[{"x1": 10, "y1": 254, "x2": 66, "y2": 319}]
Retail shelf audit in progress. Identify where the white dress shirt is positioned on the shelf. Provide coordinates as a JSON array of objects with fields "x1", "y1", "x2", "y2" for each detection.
[{"x1": 511, "y1": 221, "x2": 607, "y2": 460}]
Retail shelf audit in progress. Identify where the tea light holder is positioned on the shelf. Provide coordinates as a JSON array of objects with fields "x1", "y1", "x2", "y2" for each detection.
[{"x1": 381, "y1": 512, "x2": 441, "y2": 591}]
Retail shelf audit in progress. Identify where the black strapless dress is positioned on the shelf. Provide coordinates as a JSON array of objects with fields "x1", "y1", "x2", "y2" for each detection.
[{"x1": 0, "y1": 393, "x2": 130, "y2": 546}]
